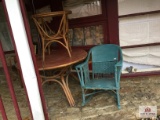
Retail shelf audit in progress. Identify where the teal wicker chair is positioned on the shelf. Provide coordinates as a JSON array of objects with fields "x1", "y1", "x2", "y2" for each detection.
[{"x1": 75, "y1": 44, "x2": 123, "y2": 109}]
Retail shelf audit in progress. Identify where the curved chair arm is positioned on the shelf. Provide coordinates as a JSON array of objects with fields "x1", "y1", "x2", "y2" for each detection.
[
  {"x1": 114, "y1": 47, "x2": 123, "y2": 87},
  {"x1": 75, "y1": 61, "x2": 90, "y2": 87},
  {"x1": 75, "y1": 61, "x2": 87, "y2": 68},
  {"x1": 114, "y1": 60, "x2": 123, "y2": 88},
  {"x1": 115, "y1": 60, "x2": 123, "y2": 67}
]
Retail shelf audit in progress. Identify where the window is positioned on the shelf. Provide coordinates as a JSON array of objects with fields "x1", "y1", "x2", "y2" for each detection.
[
  {"x1": 69, "y1": 25, "x2": 104, "y2": 46},
  {"x1": 63, "y1": 0, "x2": 102, "y2": 19},
  {"x1": 118, "y1": 0, "x2": 160, "y2": 74}
]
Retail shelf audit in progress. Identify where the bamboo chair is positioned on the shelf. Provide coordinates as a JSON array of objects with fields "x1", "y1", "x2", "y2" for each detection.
[{"x1": 32, "y1": 11, "x2": 72, "y2": 61}]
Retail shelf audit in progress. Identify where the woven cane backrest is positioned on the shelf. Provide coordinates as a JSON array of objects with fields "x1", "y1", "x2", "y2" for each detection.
[
  {"x1": 86, "y1": 44, "x2": 122, "y2": 80},
  {"x1": 91, "y1": 45, "x2": 119, "y2": 76}
]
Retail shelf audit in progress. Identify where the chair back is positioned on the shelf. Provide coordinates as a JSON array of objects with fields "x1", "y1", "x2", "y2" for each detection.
[
  {"x1": 32, "y1": 11, "x2": 70, "y2": 40},
  {"x1": 88, "y1": 44, "x2": 122, "y2": 78}
]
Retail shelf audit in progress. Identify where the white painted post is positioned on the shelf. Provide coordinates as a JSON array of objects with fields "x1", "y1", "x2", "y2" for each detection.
[{"x1": 4, "y1": 0, "x2": 45, "y2": 120}]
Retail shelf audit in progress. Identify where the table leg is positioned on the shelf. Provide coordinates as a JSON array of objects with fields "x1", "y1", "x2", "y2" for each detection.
[
  {"x1": 41, "y1": 74, "x2": 75, "y2": 106},
  {"x1": 61, "y1": 76, "x2": 75, "y2": 106},
  {"x1": 42, "y1": 78, "x2": 74, "y2": 106}
]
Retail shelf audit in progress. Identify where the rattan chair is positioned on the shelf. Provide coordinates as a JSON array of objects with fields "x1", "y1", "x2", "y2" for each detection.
[
  {"x1": 75, "y1": 44, "x2": 123, "y2": 109},
  {"x1": 32, "y1": 11, "x2": 71, "y2": 61}
]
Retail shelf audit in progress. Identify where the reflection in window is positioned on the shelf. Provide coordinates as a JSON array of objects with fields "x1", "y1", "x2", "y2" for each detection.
[
  {"x1": 63, "y1": 0, "x2": 102, "y2": 19},
  {"x1": 69, "y1": 25, "x2": 104, "y2": 46}
]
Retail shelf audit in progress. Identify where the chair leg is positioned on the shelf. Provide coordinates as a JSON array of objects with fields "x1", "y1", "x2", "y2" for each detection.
[
  {"x1": 82, "y1": 88, "x2": 86, "y2": 106},
  {"x1": 116, "y1": 90, "x2": 121, "y2": 109},
  {"x1": 81, "y1": 89, "x2": 95, "y2": 106}
]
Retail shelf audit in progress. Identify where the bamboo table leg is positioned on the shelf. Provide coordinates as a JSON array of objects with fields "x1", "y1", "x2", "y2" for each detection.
[
  {"x1": 42, "y1": 78, "x2": 74, "y2": 106},
  {"x1": 61, "y1": 76, "x2": 75, "y2": 106},
  {"x1": 41, "y1": 68, "x2": 75, "y2": 106}
]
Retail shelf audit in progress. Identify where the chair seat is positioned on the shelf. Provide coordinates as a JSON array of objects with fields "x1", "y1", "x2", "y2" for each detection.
[{"x1": 85, "y1": 78, "x2": 119, "y2": 90}]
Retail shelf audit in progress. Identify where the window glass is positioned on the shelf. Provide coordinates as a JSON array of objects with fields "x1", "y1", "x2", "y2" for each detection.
[
  {"x1": 63, "y1": 0, "x2": 102, "y2": 19},
  {"x1": 69, "y1": 25, "x2": 104, "y2": 46}
]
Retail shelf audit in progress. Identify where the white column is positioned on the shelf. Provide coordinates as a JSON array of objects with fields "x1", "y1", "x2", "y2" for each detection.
[{"x1": 4, "y1": 0, "x2": 45, "y2": 120}]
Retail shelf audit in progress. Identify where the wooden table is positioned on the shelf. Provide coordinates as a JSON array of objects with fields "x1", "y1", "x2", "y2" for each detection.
[{"x1": 36, "y1": 48, "x2": 87, "y2": 106}]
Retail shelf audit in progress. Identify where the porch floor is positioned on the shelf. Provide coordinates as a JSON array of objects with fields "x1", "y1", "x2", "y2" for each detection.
[{"x1": 0, "y1": 67, "x2": 160, "y2": 120}]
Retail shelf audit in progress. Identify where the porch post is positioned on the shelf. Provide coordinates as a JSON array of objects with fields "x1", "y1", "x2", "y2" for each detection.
[{"x1": 3, "y1": 0, "x2": 45, "y2": 120}]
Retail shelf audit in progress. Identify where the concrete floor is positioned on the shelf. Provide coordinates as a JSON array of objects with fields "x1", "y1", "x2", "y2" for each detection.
[{"x1": 0, "y1": 67, "x2": 160, "y2": 120}]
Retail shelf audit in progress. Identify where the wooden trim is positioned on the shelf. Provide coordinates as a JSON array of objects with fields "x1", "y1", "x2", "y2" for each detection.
[
  {"x1": 69, "y1": 15, "x2": 106, "y2": 27},
  {"x1": 69, "y1": 20, "x2": 106, "y2": 29},
  {"x1": 119, "y1": 10, "x2": 160, "y2": 18},
  {"x1": 121, "y1": 43, "x2": 160, "y2": 49},
  {"x1": 19, "y1": 0, "x2": 49, "y2": 119},
  {"x1": 0, "y1": 96, "x2": 8, "y2": 120},
  {"x1": 122, "y1": 70, "x2": 160, "y2": 78},
  {"x1": 0, "y1": 27, "x2": 22, "y2": 120},
  {"x1": 4, "y1": 50, "x2": 15, "y2": 54},
  {"x1": 106, "y1": 0, "x2": 119, "y2": 45}
]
